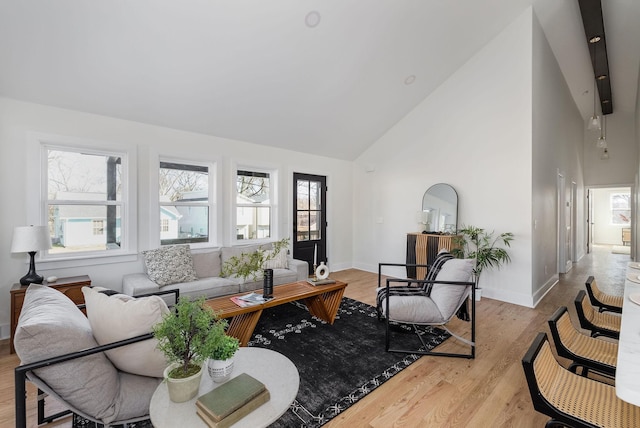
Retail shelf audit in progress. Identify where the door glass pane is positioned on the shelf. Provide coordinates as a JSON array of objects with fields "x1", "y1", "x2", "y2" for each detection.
[
  {"x1": 297, "y1": 179, "x2": 309, "y2": 210},
  {"x1": 297, "y1": 212, "x2": 309, "y2": 242},
  {"x1": 310, "y1": 181, "x2": 319, "y2": 210},
  {"x1": 310, "y1": 211, "x2": 321, "y2": 240},
  {"x1": 160, "y1": 205, "x2": 209, "y2": 245},
  {"x1": 48, "y1": 205, "x2": 121, "y2": 253}
]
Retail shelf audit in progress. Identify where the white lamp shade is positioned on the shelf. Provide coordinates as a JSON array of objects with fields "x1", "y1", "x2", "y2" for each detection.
[
  {"x1": 587, "y1": 115, "x2": 601, "y2": 130},
  {"x1": 11, "y1": 226, "x2": 52, "y2": 253}
]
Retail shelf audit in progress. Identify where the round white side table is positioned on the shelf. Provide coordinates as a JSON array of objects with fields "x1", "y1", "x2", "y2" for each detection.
[{"x1": 149, "y1": 348, "x2": 299, "y2": 428}]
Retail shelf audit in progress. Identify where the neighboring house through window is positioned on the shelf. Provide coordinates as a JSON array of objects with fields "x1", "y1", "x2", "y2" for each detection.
[
  {"x1": 159, "y1": 160, "x2": 213, "y2": 245},
  {"x1": 235, "y1": 168, "x2": 274, "y2": 241}
]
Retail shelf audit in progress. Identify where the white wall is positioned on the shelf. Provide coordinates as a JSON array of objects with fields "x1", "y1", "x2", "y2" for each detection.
[
  {"x1": 0, "y1": 97, "x2": 353, "y2": 338},
  {"x1": 531, "y1": 10, "x2": 586, "y2": 304},
  {"x1": 354, "y1": 9, "x2": 534, "y2": 306}
]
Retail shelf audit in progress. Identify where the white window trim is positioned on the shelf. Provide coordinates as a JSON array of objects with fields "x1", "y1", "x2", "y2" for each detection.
[
  {"x1": 231, "y1": 163, "x2": 278, "y2": 245},
  {"x1": 27, "y1": 132, "x2": 138, "y2": 268},
  {"x1": 152, "y1": 155, "x2": 220, "y2": 249}
]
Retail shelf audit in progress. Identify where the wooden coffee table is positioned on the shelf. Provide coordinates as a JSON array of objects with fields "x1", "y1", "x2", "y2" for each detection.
[{"x1": 204, "y1": 280, "x2": 347, "y2": 346}]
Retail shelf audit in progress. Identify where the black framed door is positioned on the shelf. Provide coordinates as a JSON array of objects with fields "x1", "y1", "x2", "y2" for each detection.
[{"x1": 293, "y1": 173, "x2": 327, "y2": 275}]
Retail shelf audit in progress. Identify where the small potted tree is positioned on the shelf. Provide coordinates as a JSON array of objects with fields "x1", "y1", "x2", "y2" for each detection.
[
  {"x1": 153, "y1": 298, "x2": 227, "y2": 402},
  {"x1": 452, "y1": 225, "x2": 514, "y2": 300},
  {"x1": 207, "y1": 334, "x2": 240, "y2": 383}
]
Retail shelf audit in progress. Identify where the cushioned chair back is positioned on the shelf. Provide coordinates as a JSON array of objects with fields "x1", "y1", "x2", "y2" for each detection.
[{"x1": 429, "y1": 258, "x2": 474, "y2": 320}]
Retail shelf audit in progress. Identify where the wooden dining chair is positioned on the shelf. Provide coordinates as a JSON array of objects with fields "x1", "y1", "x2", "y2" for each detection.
[
  {"x1": 522, "y1": 332, "x2": 640, "y2": 428},
  {"x1": 547, "y1": 306, "x2": 617, "y2": 380},
  {"x1": 574, "y1": 290, "x2": 621, "y2": 339},
  {"x1": 585, "y1": 276, "x2": 623, "y2": 314}
]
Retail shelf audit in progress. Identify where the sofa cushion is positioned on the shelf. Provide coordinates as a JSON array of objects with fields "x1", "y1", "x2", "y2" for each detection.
[
  {"x1": 82, "y1": 286, "x2": 169, "y2": 377},
  {"x1": 14, "y1": 284, "x2": 121, "y2": 423},
  {"x1": 429, "y1": 258, "x2": 475, "y2": 319},
  {"x1": 142, "y1": 244, "x2": 198, "y2": 286},
  {"x1": 263, "y1": 248, "x2": 288, "y2": 269},
  {"x1": 191, "y1": 249, "x2": 222, "y2": 278}
]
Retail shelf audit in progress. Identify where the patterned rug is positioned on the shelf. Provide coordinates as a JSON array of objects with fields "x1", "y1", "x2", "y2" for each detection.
[
  {"x1": 73, "y1": 297, "x2": 449, "y2": 428},
  {"x1": 250, "y1": 297, "x2": 449, "y2": 427}
]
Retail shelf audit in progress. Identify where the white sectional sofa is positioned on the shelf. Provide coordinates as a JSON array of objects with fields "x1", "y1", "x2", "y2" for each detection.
[{"x1": 122, "y1": 243, "x2": 309, "y2": 300}]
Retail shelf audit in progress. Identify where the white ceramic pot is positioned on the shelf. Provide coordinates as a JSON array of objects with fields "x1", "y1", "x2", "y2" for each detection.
[
  {"x1": 207, "y1": 357, "x2": 234, "y2": 383},
  {"x1": 164, "y1": 363, "x2": 203, "y2": 403},
  {"x1": 475, "y1": 288, "x2": 482, "y2": 301}
]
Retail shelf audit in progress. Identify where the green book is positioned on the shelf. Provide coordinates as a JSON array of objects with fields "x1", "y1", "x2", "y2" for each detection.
[
  {"x1": 196, "y1": 373, "x2": 267, "y2": 422},
  {"x1": 196, "y1": 389, "x2": 270, "y2": 428}
]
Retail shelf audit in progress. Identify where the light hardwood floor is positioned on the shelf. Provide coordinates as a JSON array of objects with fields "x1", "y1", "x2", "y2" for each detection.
[{"x1": 0, "y1": 245, "x2": 629, "y2": 427}]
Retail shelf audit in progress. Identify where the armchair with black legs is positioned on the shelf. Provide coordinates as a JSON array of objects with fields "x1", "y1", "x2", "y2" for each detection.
[{"x1": 376, "y1": 250, "x2": 476, "y2": 359}]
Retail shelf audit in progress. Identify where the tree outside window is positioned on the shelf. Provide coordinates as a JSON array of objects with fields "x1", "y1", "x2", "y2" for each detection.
[
  {"x1": 159, "y1": 161, "x2": 210, "y2": 245},
  {"x1": 236, "y1": 170, "x2": 271, "y2": 240}
]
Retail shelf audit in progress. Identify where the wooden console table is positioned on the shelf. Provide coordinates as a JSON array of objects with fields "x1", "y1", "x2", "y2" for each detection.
[
  {"x1": 204, "y1": 280, "x2": 347, "y2": 346},
  {"x1": 406, "y1": 233, "x2": 460, "y2": 279},
  {"x1": 10, "y1": 275, "x2": 91, "y2": 354}
]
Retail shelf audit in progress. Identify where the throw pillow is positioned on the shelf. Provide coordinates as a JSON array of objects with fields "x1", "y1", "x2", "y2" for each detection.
[
  {"x1": 142, "y1": 244, "x2": 198, "y2": 286},
  {"x1": 82, "y1": 286, "x2": 170, "y2": 377},
  {"x1": 429, "y1": 258, "x2": 475, "y2": 319},
  {"x1": 263, "y1": 248, "x2": 288, "y2": 269},
  {"x1": 14, "y1": 284, "x2": 121, "y2": 423}
]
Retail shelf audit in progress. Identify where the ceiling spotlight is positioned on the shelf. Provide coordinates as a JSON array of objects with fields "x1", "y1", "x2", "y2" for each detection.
[
  {"x1": 305, "y1": 11, "x2": 321, "y2": 28},
  {"x1": 589, "y1": 36, "x2": 601, "y2": 43},
  {"x1": 597, "y1": 75, "x2": 607, "y2": 80},
  {"x1": 404, "y1": 75, "x2": 416, "y2": 85}
]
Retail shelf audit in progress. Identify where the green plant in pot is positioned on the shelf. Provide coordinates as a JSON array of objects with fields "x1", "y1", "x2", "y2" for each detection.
[
  {"x1": 153, "y1": 297, "x2": 227, "y2": 402},
  {"x1": 207, "y1": 334, "x2": 240, "y2": 383},
  {"x1": 452, "y1": 225, "x2": 514, "y2": 299},
  {"x1": 221, "y1": 238, "x2": 289, "y2": 281}
]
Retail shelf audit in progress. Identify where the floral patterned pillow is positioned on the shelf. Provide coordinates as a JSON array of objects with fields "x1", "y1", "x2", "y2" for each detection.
[{"x1": 142, "y1": 245, "x2": 198, "y2": 286}]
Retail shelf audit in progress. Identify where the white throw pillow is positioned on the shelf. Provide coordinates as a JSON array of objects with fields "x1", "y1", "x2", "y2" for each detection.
[
  {"x1": 142, "y1": 244, "x2": 198, "y2": 286},
  {"x1": 263, "y1": 248, "x2": 288, "y2": 269},
  {"x1": 82, "y1": 287, "x2": 170, "y2": 377}
]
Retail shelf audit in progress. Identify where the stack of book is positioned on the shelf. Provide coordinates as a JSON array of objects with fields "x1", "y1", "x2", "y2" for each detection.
[
  {"x1": 196, "y1": 373, "x2": 270, "y2": 427},
  {"x1": 230, "y1": 292, "x2": 272, "y2": 307}
]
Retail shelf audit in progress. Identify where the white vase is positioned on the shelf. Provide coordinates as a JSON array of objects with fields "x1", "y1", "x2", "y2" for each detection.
[
  {"x1": 164, "y1": 363, "x2": 203, "y2": 403},
  {"x1": 475, "y1": 288, "x2": 482, "y2": 301},
  {"x1": 207, "y1": 357, "x2": 235, "y2": 383}
]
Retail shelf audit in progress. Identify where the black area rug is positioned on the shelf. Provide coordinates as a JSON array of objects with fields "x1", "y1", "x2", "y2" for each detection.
[
  {"x1": 249, "y1": 297, "x2": 450, "y2": 427},
  {"x1": 73, "y1": 297, "x2": 449, "y2": 428}
]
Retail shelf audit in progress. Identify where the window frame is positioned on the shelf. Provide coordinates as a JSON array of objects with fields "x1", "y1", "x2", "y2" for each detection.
[
  {"x1": 156, "y1": 156, "x2": 218, "y2": 248},
  {"x1": 232, "y1": 165, "x2": 278, "y2": 244},
  {"x1": 27, "y1": 133, "x2": 137, "y2": 267}
]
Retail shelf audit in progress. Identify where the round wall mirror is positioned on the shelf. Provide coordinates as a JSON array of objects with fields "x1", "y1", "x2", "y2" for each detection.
[{"x1": 421, "y1": 183, "x2": 458, "y2": 233}]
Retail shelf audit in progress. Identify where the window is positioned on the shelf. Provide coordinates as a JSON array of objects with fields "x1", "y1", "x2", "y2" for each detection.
[
  {"x1": 611, "y1": 193, "x2": 631, "y2": 225},
  {"x1": 159, "y1": 161, "x2": 210, "y2": 245},
  {"x1": 46, "y1": 147, "x2": 125, "y2": 255},
  {"x1": 236, "y1": 169, "x2": 272, "y2": 240}
]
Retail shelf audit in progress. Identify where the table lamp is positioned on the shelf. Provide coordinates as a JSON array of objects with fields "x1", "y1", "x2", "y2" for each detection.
[{"x1": 11, "y1": 225, "x2": 52, "y2": 286}]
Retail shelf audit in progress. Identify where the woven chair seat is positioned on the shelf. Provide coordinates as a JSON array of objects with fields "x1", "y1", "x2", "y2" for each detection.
[
  {"x1": 531, "y1": 336, "x2": 640, "y2": 427},
  {"x1": 550, "y1": 307, "x2": 617, "y2": 378},
  {"x1": 575, "y1": 290, "x2": 621, "y2": 339},
  {"x1": 586, "y1": 276, "x2": 623, "y2": 313}
]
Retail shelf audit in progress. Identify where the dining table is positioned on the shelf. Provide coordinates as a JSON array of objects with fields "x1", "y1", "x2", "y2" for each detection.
[{"x1": 616, "y1": 261, "x2": 640, "y2": 405}]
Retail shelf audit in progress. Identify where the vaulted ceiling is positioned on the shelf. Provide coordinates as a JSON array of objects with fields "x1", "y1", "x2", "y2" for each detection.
[{"x1": 0, "y1": 1, "x2": 638, "y2": 160}]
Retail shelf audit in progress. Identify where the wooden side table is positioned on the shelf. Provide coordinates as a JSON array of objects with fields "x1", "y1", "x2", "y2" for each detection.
[{"x1": 10, "y1": 275, "x2": 91, "y2": 354}]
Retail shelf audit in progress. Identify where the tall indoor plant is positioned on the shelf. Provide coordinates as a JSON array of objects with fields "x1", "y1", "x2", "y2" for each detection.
[
  {"x1": 153, "y1": 298, "x2": 227, "y2": 402},
  {"x1": 452, "y1": 225, "x2": 514, "y2": 298}
]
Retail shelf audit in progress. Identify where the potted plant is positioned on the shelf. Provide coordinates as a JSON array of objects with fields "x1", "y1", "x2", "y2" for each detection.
[
  {"x1": 452, "y1": 225, "x2": 514, "y2": 300},
  {"x1": 153, "y1": 297, "x2": 227, "y2": 402},
  {"x1": 207, "y1": 334, "x2": 240, "y2": 383},
  {"x1": 221, "y1": 238, "x2": 289, "y2": 281}
]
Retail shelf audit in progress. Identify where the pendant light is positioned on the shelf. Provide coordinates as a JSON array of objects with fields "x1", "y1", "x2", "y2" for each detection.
[
  {"x1": 601, "y1": 148, "x2": 610, "y2": 160},
  {"x1": 587, "y1": 36, "x2": 601, "y2": 130},
  {"x1": 595, "y1": 114, "x2": 607, "y2": 148}
]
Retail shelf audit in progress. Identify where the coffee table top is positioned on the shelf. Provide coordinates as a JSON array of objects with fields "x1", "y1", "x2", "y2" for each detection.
[{"x1": 149, "y1": 348, "x2": 299, "y2": 428}]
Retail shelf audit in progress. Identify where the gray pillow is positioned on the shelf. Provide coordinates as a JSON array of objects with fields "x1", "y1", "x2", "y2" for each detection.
[
  {"x1": 142, "y1": 244, "x2": 198, "y2": 286},
  {"x1": 429, "y1": 258, "x2": 475, "y2": 319},
  {"x1": 14, "y1": 284, "x2": 121, "y2": 423},
  {"x1": 191, "y1": 249, "x2": 222, "y2": 278}
]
